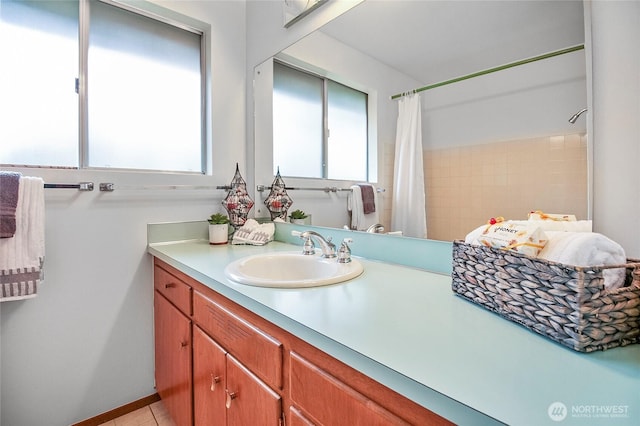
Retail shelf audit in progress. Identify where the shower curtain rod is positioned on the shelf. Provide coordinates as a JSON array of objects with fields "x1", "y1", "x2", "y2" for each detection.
[{"x1": 390, "y1": 44, "x2": 585, "y2": 100}]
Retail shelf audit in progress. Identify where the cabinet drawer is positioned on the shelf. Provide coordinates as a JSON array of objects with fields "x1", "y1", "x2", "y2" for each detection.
[
  {"x1": 290, "y1": 352, "x2": 410, "y2": 426},
  {"x1": 154, "y1": 265, "x2": 191, "y2": 316},
  {"x1": 193, "y1": 290, "x2": 283, "y2": 389}
]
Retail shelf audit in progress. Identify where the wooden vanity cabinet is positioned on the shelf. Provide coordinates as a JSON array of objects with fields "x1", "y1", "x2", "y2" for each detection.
[
  {"x1": 193, "y1": 291, "x2": 283, "y2": 425},
  {"x1": 154, "y1": 264, "x2": 193, "y2": 426},
  {"x1": 193, "y1": 325, "x2": 282, "y2": 426},
  {"x1": 154, "y1": 258, "x2": 452, "y2": 426}
]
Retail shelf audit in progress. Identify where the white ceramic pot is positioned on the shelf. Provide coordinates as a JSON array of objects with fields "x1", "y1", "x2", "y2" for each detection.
[
  {"x1": 290, "y1": 215, "x2": 311, "y2": 225},
  {"x1": 208, "y1": 223, "x2": 230, "y2": 245}
]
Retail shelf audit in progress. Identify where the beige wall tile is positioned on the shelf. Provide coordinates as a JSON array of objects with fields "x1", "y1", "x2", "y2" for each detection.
[{"x1": 423, "y1": 133, "x2": 588, "y2": 241}]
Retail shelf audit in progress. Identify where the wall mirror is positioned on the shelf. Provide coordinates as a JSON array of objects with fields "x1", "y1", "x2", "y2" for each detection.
[{"x1": 254, "y1": 0, "x2": 588, "y2": 241}]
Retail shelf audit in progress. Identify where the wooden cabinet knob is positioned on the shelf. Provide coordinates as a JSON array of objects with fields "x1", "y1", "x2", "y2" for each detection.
[
  {"x1": 180, "y1": 341, "x2": 188, "y2": 348},
  {"x1": 165, "y1": 282, "x2": 176, "y2": 289},
  {"x1": 210, "y1": 374, "x2": 221, "y2": 391},
  {"x1": 225, "y1": 390, "x2": 237, "y2": 409}
]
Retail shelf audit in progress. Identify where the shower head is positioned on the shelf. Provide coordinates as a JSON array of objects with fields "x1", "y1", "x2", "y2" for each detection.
[{"x1": 568, "y1": 108, "x2": 588, "y2": 124}]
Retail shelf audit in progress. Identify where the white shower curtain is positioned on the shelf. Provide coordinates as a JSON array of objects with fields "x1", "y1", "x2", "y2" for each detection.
[{"x1": 391, "y1": 93, "x2": 427, "y2": 238}]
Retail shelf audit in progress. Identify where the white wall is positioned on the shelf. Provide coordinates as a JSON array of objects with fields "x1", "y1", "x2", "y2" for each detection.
[
  {"x1": 590, "y1": 0, "x2": 640, "y2": 257},
  {"x1": 422, "y1": 50, "x2": 587, "y2": 149},
  {"x1": 0, "y1": 1, "x2": 246, "y2": 425}
]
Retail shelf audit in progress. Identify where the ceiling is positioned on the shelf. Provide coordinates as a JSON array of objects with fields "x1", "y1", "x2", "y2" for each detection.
[{"x1": 319, "y1": 0, "x2": 585, "y2": 85}]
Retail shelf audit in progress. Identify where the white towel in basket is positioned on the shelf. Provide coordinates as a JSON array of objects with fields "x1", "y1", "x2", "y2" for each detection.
[
  {"x1": 465, "y1": 220, "x2": 592, "y2": 244},
  {"x1": 538, "y1": 231, "x2": 627, "y2": 290}
]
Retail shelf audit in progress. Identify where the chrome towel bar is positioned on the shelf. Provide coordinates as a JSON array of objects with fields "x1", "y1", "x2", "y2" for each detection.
[
  {"x1": 256, "y1": 185, "x2": 385, "y2": 193},
  {"x1": 44, "y1": 182, "x2": 94, "y2": 191}
]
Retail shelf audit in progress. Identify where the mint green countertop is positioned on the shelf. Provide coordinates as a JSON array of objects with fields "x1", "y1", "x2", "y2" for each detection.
[{"x1": 148, "y1": 222, "x2": 639, "y2": 426}]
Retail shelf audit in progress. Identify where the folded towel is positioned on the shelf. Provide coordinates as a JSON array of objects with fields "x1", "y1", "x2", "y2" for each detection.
[
  {"x1": 538, "y1": 231, "x2": 627, "y2": 290},
  {"x1": 359, "y1": 184, "x2": 376, "y2": 214},
  {"x1": 0, "y1": 176, "x2": 45, "y2": 301},
  {"x1": 0, "y1": 171, "x2": 21, "y2": 238},
  {"x1": 526, "y1": 219, "x2": 592, "y2": 232},
  {"x1": 348, "y1": 185, "x2": 380, "y2": 231},
  {"x1": 232, "y1": 219, "x2": 275, "y2": 246},
  {"x1": 465, "y1": 219, "x2": 592, "y2": 244}
]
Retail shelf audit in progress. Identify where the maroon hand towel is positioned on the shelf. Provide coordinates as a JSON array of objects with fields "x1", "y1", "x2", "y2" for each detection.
[
  {"x1": 0, "y1": 172, "x2": 21, "y2": 238},
  {"x1": 358, "y1": 184, "x2": 376, "y2": 214}
]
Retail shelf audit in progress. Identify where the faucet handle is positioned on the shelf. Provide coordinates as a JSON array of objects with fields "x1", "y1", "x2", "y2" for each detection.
[
  {"x1": 301, "y1": 236, "x2": 315, "y2": 255},
  {"x1": 337, "y1": 238, "x2": 353, "y2": 263},
  {"x1": 292, "y1": 230, "x2": 315, "y2": 255}
]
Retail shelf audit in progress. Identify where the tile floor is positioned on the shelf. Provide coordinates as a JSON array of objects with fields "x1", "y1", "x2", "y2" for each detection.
[{"x1": 98, "y1": 400, "x2": 176, "y2": 426}]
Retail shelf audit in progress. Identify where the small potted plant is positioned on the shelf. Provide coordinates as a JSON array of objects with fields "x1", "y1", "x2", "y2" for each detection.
[
  {"x1": 208, "y1": 213, "x2": 231, "y2": 245},
  {"x1": 289, "y1": 209, "x2": 309, "y2": 225}
]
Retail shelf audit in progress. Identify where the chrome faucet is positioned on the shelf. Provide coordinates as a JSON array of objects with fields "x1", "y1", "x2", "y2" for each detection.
[
  {"x1": 366, "y1": 223, "x2": 385, "y2": 233},
  {"x1": 294, "y1": 230, "x2": 336, "y2": 258}
]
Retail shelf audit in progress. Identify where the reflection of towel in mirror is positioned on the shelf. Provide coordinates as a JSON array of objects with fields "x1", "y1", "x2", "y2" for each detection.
[
  {"x1": 359, "y1": 184, "x2": 375, "y2": 214},
  {"x1": 0, "y1": 176, "x2": 45, "y2": 301},
  {"x1": 0, "y1": 171, "x2": 21, "y2": 238},
  {"x1": 348, "y1": 185, "x2": 379, "y2": 230}
]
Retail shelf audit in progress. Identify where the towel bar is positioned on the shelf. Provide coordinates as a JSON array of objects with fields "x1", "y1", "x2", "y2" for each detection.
[
  {"x1": 256, "y1": 185, "x2": 385, "y2": 193},
  {"x1": 98, "y1": 183, "x2": 231, "y2": 192},
  {"x1": 44, "y1": 182, "x2": 94, "y2": 191}
]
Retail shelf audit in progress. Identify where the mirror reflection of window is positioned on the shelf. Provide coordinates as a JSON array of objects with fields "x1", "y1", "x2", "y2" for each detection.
[{"x1": 273, "y1": 61, "x2": 368, "y2": 181}]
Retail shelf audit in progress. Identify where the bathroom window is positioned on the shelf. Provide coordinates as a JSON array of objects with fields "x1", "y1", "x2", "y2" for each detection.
[
  {"x1": 0, "y1": 0, "x2": 208, "y2": 173},
  {"x1": 273, "y1": 61, "x2": 368, "y2": 181}
]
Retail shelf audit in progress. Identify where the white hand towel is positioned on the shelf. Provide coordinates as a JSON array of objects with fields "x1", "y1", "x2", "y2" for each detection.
[
  {"x1": 538, "y1": 231, "x2": 627, "y2": 290},
  {"x1": 0, "y1": 176, "x2": 45, "y2": 301},
  {"x1": 232, "y1": 219, "x2": 275, "y2": 246},
  {"x1": 347, "y1": 185, "x2": 379, "y2": 231}
]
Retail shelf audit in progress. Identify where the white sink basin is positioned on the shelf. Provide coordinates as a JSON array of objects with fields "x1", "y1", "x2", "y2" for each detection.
[{"x1": 224, "y1": 252, "x2": 364, "y2": 288}]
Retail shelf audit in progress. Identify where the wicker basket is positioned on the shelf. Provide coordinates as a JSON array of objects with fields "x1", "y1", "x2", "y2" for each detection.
[{"x1": 452, "y1": 240, "x2": 640, "y2": 352}]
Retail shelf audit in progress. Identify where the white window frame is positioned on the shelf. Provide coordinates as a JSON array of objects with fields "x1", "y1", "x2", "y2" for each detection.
[
  {"x1": 273, "y1": 59, "x2": 371, "y2": 182},
  {"x1": 83, "y1": 0, "x2": 211, "y2": 174},
  {"x1": 2, "y1": 0, "x2": 211, "y2": 174}
]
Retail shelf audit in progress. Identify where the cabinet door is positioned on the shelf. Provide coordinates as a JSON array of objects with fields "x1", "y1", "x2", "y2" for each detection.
[
  {"x1": 193, "y1": 326, "x2": 227, "y2": 426},
  {"x1": 289, "y1": 406, "x2": 316, "y2": 426},
  {"x1": 290, "y1": 352, "x2": 410, "y2": 426},
  {"x1": 226, "y1": 354, "x2": 282, "y2": 426},
  {"x1": 154, "y1": 291, "x2": 192, "y2": 426}
]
